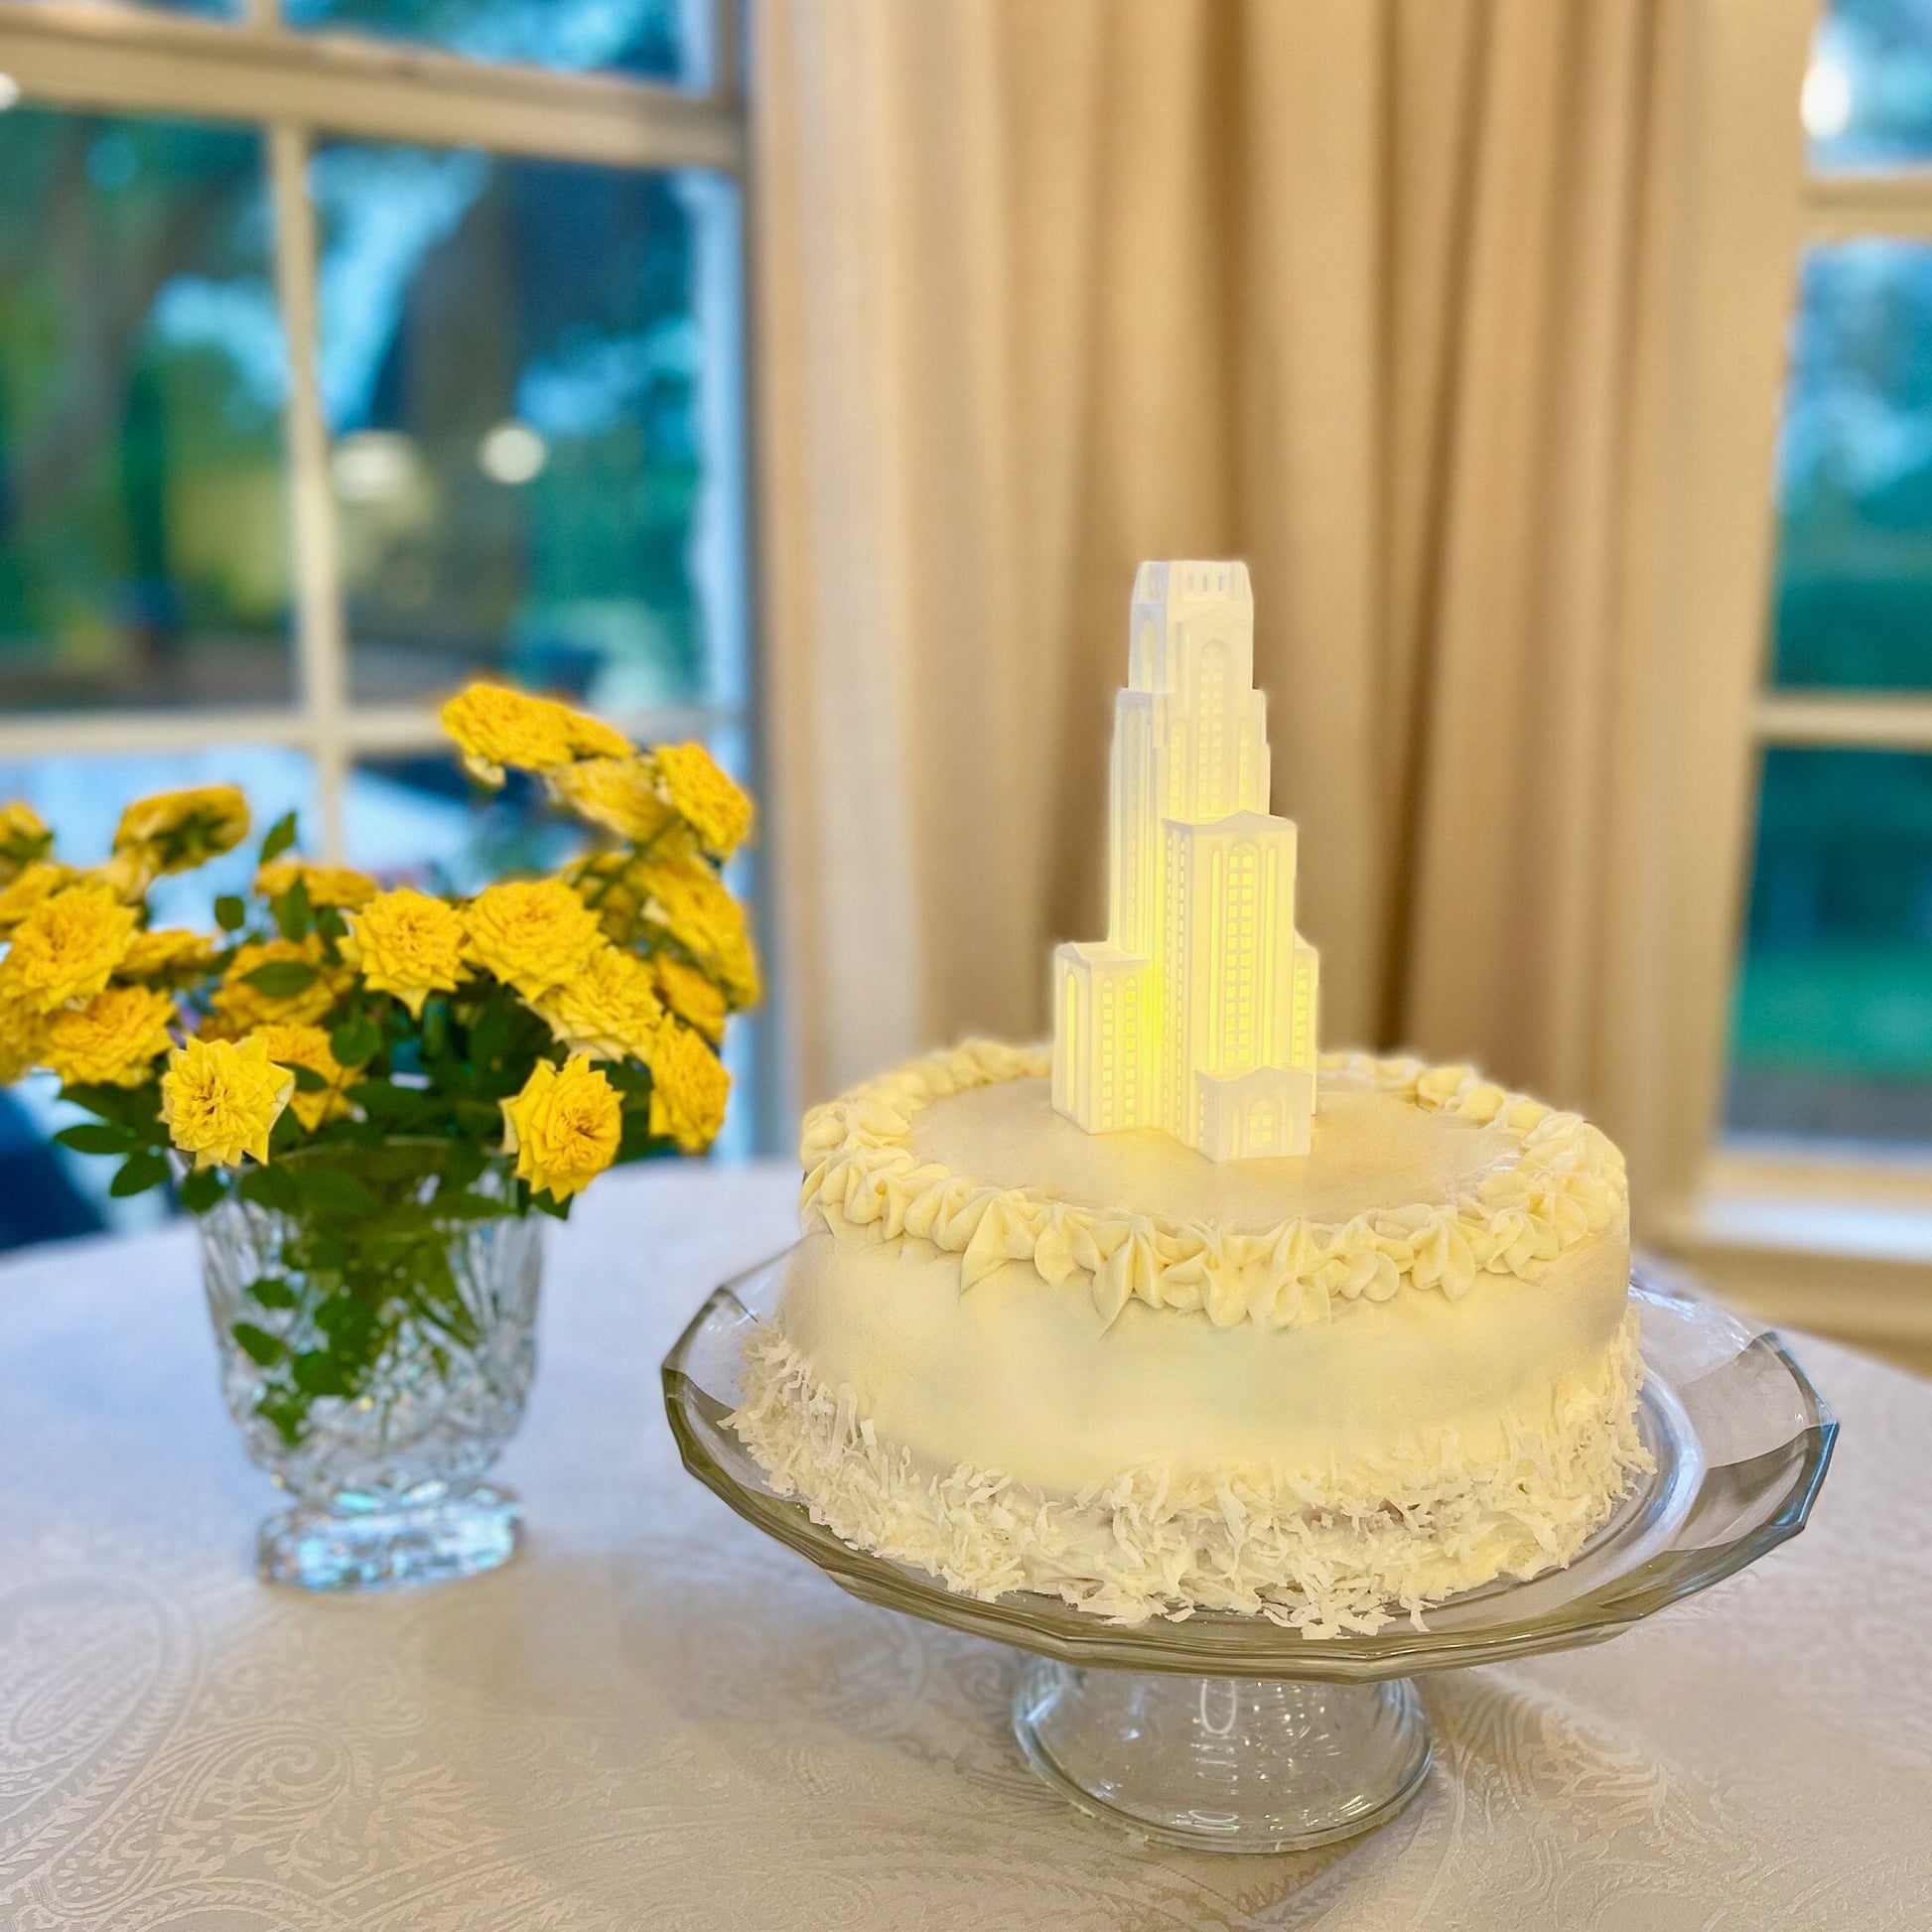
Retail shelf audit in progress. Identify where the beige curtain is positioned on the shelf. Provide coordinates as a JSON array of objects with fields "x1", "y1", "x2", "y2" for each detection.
[{"x1": 755, "y1": 0, "x2": 1690, "y2": 1179}]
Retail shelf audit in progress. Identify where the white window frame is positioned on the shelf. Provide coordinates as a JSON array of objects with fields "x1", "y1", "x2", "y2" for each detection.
[
  {"x1": 1651, "y1": 0, "x2": 1932, "y2": 1371},
  {"x1": 0, "y1": 0, "x2": 750, "y2": 837},
  {"x1": 0, "y1": 0, "x2": 775, "y2": 1148}
]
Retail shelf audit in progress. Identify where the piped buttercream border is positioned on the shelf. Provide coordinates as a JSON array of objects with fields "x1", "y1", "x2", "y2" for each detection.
[{"x1": 799, "y1": 1040, "x2": 1627, "y2": 1329}]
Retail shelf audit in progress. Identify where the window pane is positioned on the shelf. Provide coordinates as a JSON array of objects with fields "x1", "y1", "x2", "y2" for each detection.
[
  {"x1": 1726, "y1": 747, "x2": 1932, "y2": 1146},
  {"x1": 310, "y1": 144, "x2": 742, "y2": 715},
  {"x1": 0, "y1": 749, "x2": 319, "y2": 1255},
  {"x1": 1772, "y1": 241, "x2": 1932, "y2": 692},
  {"x1": 284, "y1": 0, "x2": 710, "y2": 88},
  {"x1": 345, "y1": 754, "x2": 586, "y2": 896},
  {"x1": 1805, "y1": 1, "x2": 1932, "y2": 168},
  {"x1": 0, "y1": 747, "x2": 319, "y2": 924},
  {"x1": 0, "y1": 109, "x2": 292, "y2": 710}
]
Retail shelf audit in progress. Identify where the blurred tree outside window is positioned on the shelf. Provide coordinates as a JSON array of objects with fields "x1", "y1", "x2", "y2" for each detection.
[{"x1": 1725, "y1": 8, "x2": 1932, "y2": 1157}]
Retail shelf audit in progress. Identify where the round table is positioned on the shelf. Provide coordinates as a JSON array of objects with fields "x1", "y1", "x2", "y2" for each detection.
[{"x1": 2, "y1": 1163, "x2": 1928, "y2": 1930}]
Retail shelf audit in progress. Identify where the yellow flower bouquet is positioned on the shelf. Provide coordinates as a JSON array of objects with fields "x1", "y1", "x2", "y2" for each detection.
[{"x1": 0, "y1": 685, "x2": 758, "y2": 1589}]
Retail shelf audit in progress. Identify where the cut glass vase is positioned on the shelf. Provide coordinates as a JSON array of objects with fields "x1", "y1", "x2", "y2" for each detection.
[{"x1": 198, "y1": 1150, "x2": 542, "y2": 1592}]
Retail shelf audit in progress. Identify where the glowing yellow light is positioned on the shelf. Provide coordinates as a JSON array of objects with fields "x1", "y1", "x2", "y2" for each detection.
[
  {"x1": 1053, "y1": 562, "x2": 1319, "y2": 1161},
  {"x1": 479, "y1": 420, "x2": 547, "y2": 485},
  {"x1": 1801, "y1": 56, "x2": 1852, "y2": 140},
  {"x1": 331, "y1": 430, "x2": 416, "y2": 504}
]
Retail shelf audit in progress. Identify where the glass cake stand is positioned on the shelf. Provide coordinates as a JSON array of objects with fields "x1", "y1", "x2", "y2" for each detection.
[{"x1": 661, "y1": 1252, "x2": 1837, "y2": 1855}]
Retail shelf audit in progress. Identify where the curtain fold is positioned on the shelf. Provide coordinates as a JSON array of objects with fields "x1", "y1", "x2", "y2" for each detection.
[{"x1": 754, "y1": 0, "x2": 1688, "y2": 1178}]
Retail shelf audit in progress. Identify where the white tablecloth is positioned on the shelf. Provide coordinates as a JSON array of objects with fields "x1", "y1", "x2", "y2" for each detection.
[{"x1": 2, "y1": 1162, "x2": 1928, "y2": 1930}]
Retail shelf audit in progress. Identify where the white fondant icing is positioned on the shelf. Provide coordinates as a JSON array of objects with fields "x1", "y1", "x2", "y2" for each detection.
[{"x1": 753, "y1": 1038, "x2": 1643, "y2": 1630}]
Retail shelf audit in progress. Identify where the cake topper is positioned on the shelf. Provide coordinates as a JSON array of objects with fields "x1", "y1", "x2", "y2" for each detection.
[{"x1": 1052, "y1": 561, "x2": 1318, "y2": 1160}]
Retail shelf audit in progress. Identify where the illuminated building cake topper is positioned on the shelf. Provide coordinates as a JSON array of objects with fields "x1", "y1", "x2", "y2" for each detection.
[{"x1": 1052, "y1": 561, "x2": 1318, "y2": 1161}]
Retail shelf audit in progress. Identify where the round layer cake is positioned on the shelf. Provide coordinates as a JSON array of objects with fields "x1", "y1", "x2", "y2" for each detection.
[{"x1": 731, "y1": 1040, "x2": 1649, "y2": 1634}]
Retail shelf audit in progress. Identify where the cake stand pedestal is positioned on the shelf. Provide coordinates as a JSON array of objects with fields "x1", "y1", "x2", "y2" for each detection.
[
  {"x1": 1014, "y1": 1664, "x2": 1430, "y2": 1852},
  {"x1": 663, "y1": 1257, "x2": 1835, "y2": 1856}
]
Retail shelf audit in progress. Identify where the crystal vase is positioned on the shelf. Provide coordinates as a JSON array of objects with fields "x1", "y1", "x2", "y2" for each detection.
[{"x1": 198, "y1": 1147, "x2": 543, "y2": 1592}]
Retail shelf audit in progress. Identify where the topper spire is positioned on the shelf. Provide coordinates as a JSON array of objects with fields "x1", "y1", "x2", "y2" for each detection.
[{"x1": 1051, "y1": 561, "x2": 1318, "y2": 1160}]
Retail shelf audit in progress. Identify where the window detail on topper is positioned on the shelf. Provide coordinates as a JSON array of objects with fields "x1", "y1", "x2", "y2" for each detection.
[{"x1": 1052, "y1": 561, "x2": 1318, "y2": 1161}]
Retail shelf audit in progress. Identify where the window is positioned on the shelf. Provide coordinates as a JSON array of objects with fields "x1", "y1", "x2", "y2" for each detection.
[
  {"x1": 0, "y1": 0, "x2": 755, "y2": 1247},
  {"x1": 1665, "y1": 0, "x2": 1932, "y2": 1371}
]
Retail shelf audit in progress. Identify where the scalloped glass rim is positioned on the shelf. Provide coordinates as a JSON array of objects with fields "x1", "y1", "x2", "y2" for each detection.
[{"x1": 661, "y1": 1254, "x2": 1837, "y2": 1682}]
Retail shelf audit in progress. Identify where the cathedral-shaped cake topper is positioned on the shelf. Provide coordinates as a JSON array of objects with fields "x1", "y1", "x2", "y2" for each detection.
[{"x1": 1052, "y1": 561, "x2": 1318, "y2": 1160}]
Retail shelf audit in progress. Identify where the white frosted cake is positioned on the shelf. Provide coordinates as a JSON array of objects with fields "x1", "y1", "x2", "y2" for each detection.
[
  {"x1": 732, "y1": 560, "x2": 1646, "y2": 1634},
  {"x1": 731, "y1": 1040, "x2": 1647, "y2": 1634}
]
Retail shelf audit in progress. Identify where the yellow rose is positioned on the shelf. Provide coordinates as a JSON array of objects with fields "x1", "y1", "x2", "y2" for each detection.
[
  {"x1": 40, "y1": 984, "x2": 177, "y2": 1088},
  {"x1": 207, "y1": 934, "x2": 346, "y2": 1034},
  {"x1": 653, "y1": 743, "x2": 753, "y2": 862},
  {"x1": 160, "y1": 1034, "x2": 293, "y2": 1170},
  {"x1": 0, "y1": 885, "x2": 139, "y2": 1013},
  {"x1": 640, "y1": 1016, "x2": 730, "y2": 1154},
  {"x1": 0, "y1": 801, "x2": 53, "y2": 886},
  {"x1": 500, "y1": 1052, "x2": 621, "y2": 1201},
  {"x1": 440, "y1": 683, "x2": 630, "y2": 785},
  {"x1": 112, "y1": 785, "x2": 249, "y2": 875},
  {"x1": 255, "y1": 857, "x2": 378, "y2": 910},
  {"x1": 88, "y1": 848, "x2": 156, "y2": 903},
  {"x1": 250, "y1": 1021, "x2": 360, "y2": 1131},
  {"x1": 630, "y1": 856, "x2": 760, "y2": 1008},
  {"x1": 531, "y1": 943, "x2": 665, "y2": 1060},
  {"x1": 116, "y1": 928, "x2": 221, "y2": 984},
  {"x1": 0, "y1": 863, "x2": 76, "y2": 936},
  {"x1": 0, "y1": 994, "x2": 44, "y2": 1083},
  {"x1": 650, "y1": 951, "x2": 726, "y2": 1044},
  {"x1": 463, "y1": 879, "x2": 604, "y2": 999},
  {"x1": 546, "y1": 757, "x2": 675, "y2": 843},
  {"x1": 342, "y1": 888, "x2": 469, "y2": 1018}
]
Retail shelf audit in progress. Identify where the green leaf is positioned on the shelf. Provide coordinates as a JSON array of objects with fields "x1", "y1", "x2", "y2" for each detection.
[
  {"x1": 286, "y1": 1063, "x2": 330, "y2": 1094},
  {"x1": 271, "y1": 875, "x2": 312, "y2": 943},
  {"x1": 246, "y1": 1276, "x2": 299, "y2": 1310},
  {"x1": 346, "y1": 1080, "x2": 439, "y2": 1126},
  {"x1": 214, "y1": 895, "x2": 247, "y2": 932},
  {"x1": 432, "y1": 1190, "x2": 512, "y2": 1222},
  {"x1": 109, "y1": 1152, "x2": 170, "y2": 1197},
  {"x1": 297, "y1": 1166, "x2": 380, "y2": 1216},
  {"x1": 258, "y1": 1388, "x2": 309, "y2": 1448},
  {"x1": 232, "y1": 1320, "x2": 284, "y2": 1367},
  {"x1": 59, "y1": 1083, "x2": 147, "y2": 1124},
  {"x1": 314, "y1": 905, "x2": 347, "y2": 942},
  {"x1": 468, "y1": 998, "x2": 512, "y2": 1070},
  {"x1": 238, "y1": 1162, "x2": 302, "y2": 1212},
  {"x1": 244, "y1": 960, "x2": 319, "y2": 997},
  {"x1": 291, "y1": 1349, "x2": 355, "y2": 1398},
  {"x1": 178, "y1": 1167, "x2": 224, "y2": 1214},
  {"x1": 531, "y1": 1188, "x2": 574, "y2": 1221},
  {"x1": 331, "y1": 1017, "x2": 380, "y2": 1066},
  {"x1": 259, "y1": 811, "x2": 298, "y2": 867},
  {"x1": 440, "y1": 1138, "x2": 486, "y2": 1187},
  {"x1": 55, "y1": 1123, "x2": 133, "y2": 1156}
]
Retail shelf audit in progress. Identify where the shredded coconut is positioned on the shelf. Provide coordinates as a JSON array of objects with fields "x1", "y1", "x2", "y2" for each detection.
[{"x1": 730, "y1": 1311, "x2": 1651, "y2": 1637}]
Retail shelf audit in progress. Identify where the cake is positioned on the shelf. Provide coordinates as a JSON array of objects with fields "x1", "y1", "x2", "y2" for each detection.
[{"x1": 732, "y1": 562, "x2": 1648, "y2": 1635}]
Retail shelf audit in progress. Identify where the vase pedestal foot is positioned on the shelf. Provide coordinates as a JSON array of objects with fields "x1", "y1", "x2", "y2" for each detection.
[
  {"x1": 259, "y1": 1482, "x2": 522, "y2": 1592},
  {"x1": 1012, "y1": 1659, "x2": 1431, "y2": 1854}
]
